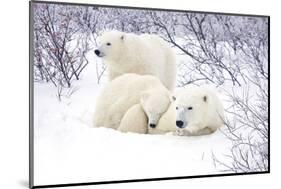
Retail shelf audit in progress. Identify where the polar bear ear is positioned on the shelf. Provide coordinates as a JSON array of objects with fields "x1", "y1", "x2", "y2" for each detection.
[{"x1": 203, "y1": 95, "x2": 208, "y2": 102}]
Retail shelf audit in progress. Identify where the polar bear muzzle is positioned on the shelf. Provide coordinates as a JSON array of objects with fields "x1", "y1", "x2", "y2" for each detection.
[
  {"x1": 94, "y1": 49, "x2": 105, "y2": 57},
  {"x1": 147, "y1": 114, "x2": 161, "y2": 129},
  {"x1": 176, "y1": 120, "x2": 185, "y2": 128}
]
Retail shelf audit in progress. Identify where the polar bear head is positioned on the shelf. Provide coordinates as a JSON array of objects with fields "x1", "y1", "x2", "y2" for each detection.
[
  {"x1": 172, "y1": 87, "x2": 209, "y2": 129},
  {"x1": 94, "y1": 31, "x2": 127, "y2": 63},
  {"x1": 140, "y1": 88, "x2": 171, "y2": 128}
]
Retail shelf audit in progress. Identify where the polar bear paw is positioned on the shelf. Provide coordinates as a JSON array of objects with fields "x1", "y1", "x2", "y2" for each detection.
[{"x1": 173, "y1": 129, "x2": 188, "y2": 136}]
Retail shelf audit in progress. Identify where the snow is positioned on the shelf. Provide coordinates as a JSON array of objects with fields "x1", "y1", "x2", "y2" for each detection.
[{"x1": 33, "y1": 53, "x2": 232, "y2": 186}]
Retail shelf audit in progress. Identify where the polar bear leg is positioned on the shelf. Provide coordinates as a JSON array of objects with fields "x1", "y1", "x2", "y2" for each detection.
[
  {"x1": 185, "y1": 124, "x2": 201, "y2": 135},
  {"x1": 200, "y1": 127, "x2": 216, "y2": 135},
  {"x1": 147, "y1": 127, "x2": 170, "y2": 135},
  {"x1": 118, "y1": 104, "x2": 148, "y2": 134},
  {"x1": 174, "y1": 127, "x2": 216, "y2": 136},
  {"x1": 188, "y1": 127, "x2": 216, "y2": 136}
]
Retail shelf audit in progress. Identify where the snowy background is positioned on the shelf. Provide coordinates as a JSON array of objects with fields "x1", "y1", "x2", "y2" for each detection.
[{"x1": 32, "y1": 2, "x2": 268, "y2": 186}]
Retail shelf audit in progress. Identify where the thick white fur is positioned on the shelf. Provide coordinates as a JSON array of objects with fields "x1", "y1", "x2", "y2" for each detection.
[
  {"x1": 96, "y1": 30, "x2": 176, "y2": 90},
  {"x1": 93, "y1": 74, "x2": 170, "y2": 131},
  {"x1": 120, "y1": 86, "x2": 224, "y2": 136},
  {"x1": 148, "y1": 102, "x2": 177, "y2": 134},
  {"x1": 118, "y1": 104, "x2": 148, "y2": 134},
  {"x1": 140, "y1": 88, "x2": 171, "y2": 128},
  {"x1": 173, "y1": 86, "x2": 225, "y2": 136}
]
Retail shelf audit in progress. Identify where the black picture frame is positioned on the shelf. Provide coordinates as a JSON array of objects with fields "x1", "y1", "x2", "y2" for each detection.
[{"x1": 29, "y1": 1, "x2": 270, "y2": 188}]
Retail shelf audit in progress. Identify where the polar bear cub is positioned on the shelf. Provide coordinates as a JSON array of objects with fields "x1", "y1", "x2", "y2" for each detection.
[
  {"x1": 140, "y1": 89, "x2": 171, "y2": 129},
  {"x1": 118, "y1": 104, "x2": 148, "y2": 134},
  {"x1": 118, "y1": 88, "x2": 171, "y2": 134},
  {"x1": 93, "y1": 73, "x2": 170, "y2": 131},
  {"x1": 118, "y1": 93, "x2": 174, "y2": 135},
  {"x1": 172, "y1": 86, "x2": 224, "y2": 136},
  {"x1": 94, "y1": 30, "x2": 176, "y2": 90}
]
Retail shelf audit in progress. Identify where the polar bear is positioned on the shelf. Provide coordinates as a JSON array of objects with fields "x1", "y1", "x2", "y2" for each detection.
[
  {"x1": 147, "y1": 101, "x2": 177, "y2": 135},
  {"x1": 93, "y1": 73, "x2": 170, "y2": 131},
  {"x1": 123, "y1": 86, "x2": 224, "y2": 136},
  {"x1": 118, "y1": 104, "x2": 148, "y2": 134},
  {"x1": 140, "y1": 88, "x2": 171, "y2": 129},
  {"x1": 118, "y1": 88, "x2": 171, "y2": 134},
  {"x1": 172, "y1": 86, "x2": 225, "y2": 136},
  {"x1": 94, "y1": 30, "x2": 176, "y2": 90}
]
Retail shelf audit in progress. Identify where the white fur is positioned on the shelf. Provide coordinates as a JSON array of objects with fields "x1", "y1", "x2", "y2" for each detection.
[
  {"x1": 118, "y1": 104, "x2": 148, "y2": 134},
  {"x1": 173, "y1": 86, "x2": 225, "y2": 135},
  {"x1": 127, "y1": 87, "x2": 176, "y2": 134},
  {"x1": 148, "y1": 102, "x2": 177, "y2": 134},
  {"x1": 122, "y1": 86, "x2": 224, "y2": 136},
  {"x1": 96, "y1": 30, "x2": 176, "y2": 90},
  {"x1": 140, "y1": 88, "x2": 171, "y2": 128},
  {"x1": 93, "y1": 74, "x2": 170, "y2": 131}
]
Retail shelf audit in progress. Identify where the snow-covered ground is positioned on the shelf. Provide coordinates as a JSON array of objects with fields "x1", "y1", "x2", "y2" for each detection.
[{"x1": 33, "y1": 51, "x2": 233, "y2": 186}]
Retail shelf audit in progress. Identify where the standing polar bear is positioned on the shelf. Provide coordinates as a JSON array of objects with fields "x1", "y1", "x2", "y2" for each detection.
[
  {"x1": 94, "y1": 30, "x2": 176, "y2": 90},
  {"x1": 93, "y1": 74, "x2": 170, "y2": 132},
  {"x1": 121, "y1": 86, "x2": 224, "y2": 136}
]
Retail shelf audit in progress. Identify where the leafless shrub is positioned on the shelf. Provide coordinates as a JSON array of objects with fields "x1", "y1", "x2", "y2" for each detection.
[
  {"x1": 34, "y1": 4, "x2": 90, "y2": 88},
  {"x1": 212, "y1": 84, "x2": 268, "y2": 172},
  {"x1": 57, "y1": 84, "x2": 80, "y2": 102}
]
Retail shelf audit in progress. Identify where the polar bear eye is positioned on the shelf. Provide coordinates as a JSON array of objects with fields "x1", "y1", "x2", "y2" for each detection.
[
  {"x1": 106, "y1": 42, "x2": 111, "y2": 46},
  {"x1": 187, "y1": 106, "x2": 193, "y2": 110},
  {"x1": 176, "y1": 106, "x2": 178, "y2": 110}
]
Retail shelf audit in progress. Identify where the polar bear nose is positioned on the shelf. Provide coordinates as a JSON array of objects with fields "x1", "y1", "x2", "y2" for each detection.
[
  {"x1": 94, "y1": 49, "x2": 100, "y2": 56},
  {"x1": 176, "y1": 120, "x2": 184, "y2": 128},
  {"x1": 149, "y1": 123, "x2": 156, "y2": 128}
]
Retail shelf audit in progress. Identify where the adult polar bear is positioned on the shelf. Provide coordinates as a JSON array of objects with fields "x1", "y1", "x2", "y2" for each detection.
[
  {"x1": 122, "y1": 86, "x2": 224, "y2": 136},
  {"x1": 172, "y1": 86, "x2": 224, "y2": 136},
  {"x1": 93, "y1": 74, "x2": 171, "y2": 132},
  {"x1": 94, "y1": 31, "x2": 176, "y2": 90}
]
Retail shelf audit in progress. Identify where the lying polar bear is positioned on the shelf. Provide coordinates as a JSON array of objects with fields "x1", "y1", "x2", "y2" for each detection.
[
  {"x1": 172, "y1": 86, "x2": 225, "y2": 136},
  {"x1": 93, "y1": 73, "x2": 170, "y2": 133},
  {"x1": 120, "y1": 86, "x2": 225, "y2": 136},
  {"x1": 118, "y1": 88, "x2": 175, "y2": 134}
]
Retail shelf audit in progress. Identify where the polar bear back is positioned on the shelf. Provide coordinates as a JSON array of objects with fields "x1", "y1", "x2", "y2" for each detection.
[
  {"x1": 93, "y1": 74, "x2": 169, "y2": 129},
  {"x1": 97, "y1": 31, "x2": 176, "y2": 90}
]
